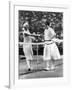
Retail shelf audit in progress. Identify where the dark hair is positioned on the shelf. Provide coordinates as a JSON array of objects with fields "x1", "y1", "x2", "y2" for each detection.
[{"x1": 45, "y1": 21, "x2": 50, "y2": 26}]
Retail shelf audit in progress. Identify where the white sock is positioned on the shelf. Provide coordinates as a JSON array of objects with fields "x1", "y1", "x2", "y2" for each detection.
[
  {"x1": 26, "y1": 60, "x2": 30, "y2": 69},
  {"x1": 46, "y1": 61, "x2": 50, "y2": 68}
]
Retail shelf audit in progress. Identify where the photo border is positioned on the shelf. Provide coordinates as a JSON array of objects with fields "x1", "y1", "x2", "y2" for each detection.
[{"x1": 9, "y1": 1, "x2": 71, "y2": 88}]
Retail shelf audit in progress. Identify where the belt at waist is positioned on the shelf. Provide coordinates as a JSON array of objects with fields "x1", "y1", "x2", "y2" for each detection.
[{"x1": 44, "y1": 40, "x2": 54, "y2": 45}]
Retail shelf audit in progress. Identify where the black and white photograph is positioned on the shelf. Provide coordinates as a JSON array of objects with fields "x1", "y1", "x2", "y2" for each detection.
[{"x1": 18, "y1": 10, "x2": 63, "y2": 79}]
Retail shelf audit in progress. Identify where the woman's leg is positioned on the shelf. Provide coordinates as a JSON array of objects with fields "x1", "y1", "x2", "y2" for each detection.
[
  {"x1": 50, "y1": 59, "x2": 55, "y2": 70},
  {"x1": 46, "y1": 60, "x2": 51, "y2": 70},
  {"x1": 43, "y1": 45, "x2": 51, "y2": 70},
  {"x1": 26, "y1": 59, "x2": 31, "y2": 71}
]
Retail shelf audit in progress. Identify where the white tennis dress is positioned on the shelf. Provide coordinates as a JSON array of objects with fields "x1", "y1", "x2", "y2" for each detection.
[
  {"x1": 43, "y1": 27, "x2": 60, "y2": 60},
  {"x1": 23, "y1": 30, "x2": 33, "y2": 60}
]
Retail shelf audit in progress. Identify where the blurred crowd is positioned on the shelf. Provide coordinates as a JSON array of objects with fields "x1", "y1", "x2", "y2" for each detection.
[{"x1": 19, "y1": 10, "x2": 63, "y2": 55}]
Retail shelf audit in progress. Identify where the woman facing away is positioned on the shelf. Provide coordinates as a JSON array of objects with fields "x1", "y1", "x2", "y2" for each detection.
[{"x1": 22, "y1": 21, "x2": 35, "y2": 71}]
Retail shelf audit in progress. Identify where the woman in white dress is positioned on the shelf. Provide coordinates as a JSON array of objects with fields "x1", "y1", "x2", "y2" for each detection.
[
  {"x1": 43, "y1": 21, "x2": 61, "y2": 70},
  {"x1": 22, "y1": 22, "x2": 35, "y2": 71}
]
